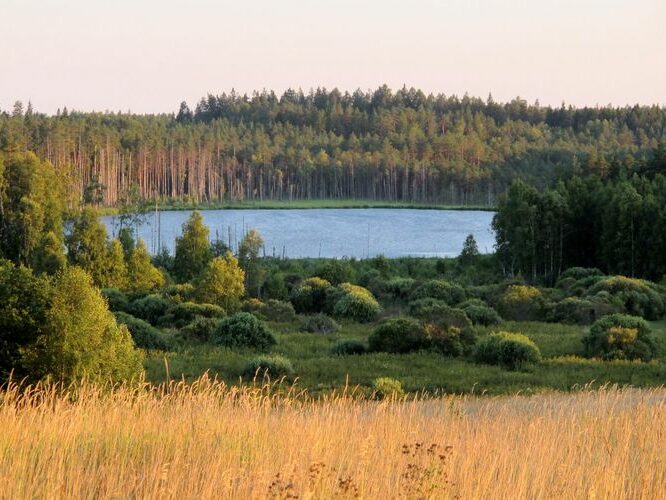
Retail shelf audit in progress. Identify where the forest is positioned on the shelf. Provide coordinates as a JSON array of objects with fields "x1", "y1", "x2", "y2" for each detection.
[{"x1": 1, "y1": 87, "x2": 665, "y2": 206}]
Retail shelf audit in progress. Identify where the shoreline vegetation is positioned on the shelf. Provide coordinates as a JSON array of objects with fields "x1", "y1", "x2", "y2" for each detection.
[{"x1": 97, "y1": 198, "x2": 496, "y2": 216}]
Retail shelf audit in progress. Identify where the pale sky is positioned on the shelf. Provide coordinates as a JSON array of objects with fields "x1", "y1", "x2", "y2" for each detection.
[{"x1": 1, "y1": 0, "x2": 664, "y2": 114}]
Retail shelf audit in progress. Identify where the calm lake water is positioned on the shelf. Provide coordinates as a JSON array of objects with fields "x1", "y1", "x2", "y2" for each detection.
[{"x1": 102, "y1": 209, "x2": 495, "y2": 259}]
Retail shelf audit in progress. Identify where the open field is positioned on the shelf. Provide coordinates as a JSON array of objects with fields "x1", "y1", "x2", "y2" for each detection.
[
  {"x1": 144, "y1": 320, "x2": 666, "y2": 395},
  {"x1": 1, "y1": 380, "x2": 664, "y2": 498}
]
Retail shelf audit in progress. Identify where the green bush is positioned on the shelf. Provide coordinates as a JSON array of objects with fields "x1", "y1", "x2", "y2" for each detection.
[
  {"x1": 460, "y1": 303, "x2": 502, "y2": 326},
  {"x1": 127, "y1": 294, "x2": 172, "y2": 324},
  {"x1": 243, "y1": 355, "x2": 295, "y2": 380},
  {"x1": 159, "y1": 301, "x2": 226, "y2": 327},
  {"x1": 421, "y1": 322, "x2": 476, "y2": 357},
  {"x1": 101, "y1": 288, "x2": 129, "y2": 312},
  {"x1": 161, "y1": 283, "x2": 195, "y2": 303},
  {"x1": 409, "y1": 279, "x2": 466, "y2": 305},
  {"x1": 385, "y1": 277, "x2": 416, "y2": 300},
  {"x1": 211, "y1": 312, "x2": 276, "y2": 350},
  {"x1": 408, "y1": 299, "x2": 472, "y2": 329},
  {"x1": 474, "y1": 332, "x2": 542, "y2": 370},
  {"x1": 114, "y1": 311, "x2": 170, "y2": 350},
  {"x1": 558, "y1": 267, "x2": 604, "y2": 282},
  {"x1": 330, "y1": 283, "x2": 380, "y2": 322},
  {"x1": 314, "y1": 260, "x2": 354, "y2": 285},
  {"x1": 301, "y1": 313, "x2": 340, "y2": 334},
  {"x1": 586, "y1": 276, "x2": 665, "y2": 320},
  {"x1": 372, "y1": 377, "x2": 405, "y2": 399},
  {"x1": 368, "y1": 317, "x2": 423, "y2": 353},
  {"x1": 330, "y1": 339, "x2": 367, "y2": 355},
  {"x1": 243, "y1": 299, "x2": 296, "y2": 322},
  {"x1": 498, "y1": 285, "x2": 544, "y2": 321},
  {"x1": 583, "y1": 314, "x2": 657, "y2": 362},
  {"x1": 180, "y1": 316, "x2": 219, "y2": 342},
  {"x1": 549, "y1": 297, "x2": 617, "y2": 325},
  {"x1": 290, "y1": 277, "x2": 333, "y2": 313}
]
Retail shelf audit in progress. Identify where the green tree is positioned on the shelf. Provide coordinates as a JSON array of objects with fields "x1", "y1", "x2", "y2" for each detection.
[
  {"x1": 66, "y1": 208, "x2": 113, "y2": 287},
  {"x1": 32, "y1": 231, "x2": 67, "y2": 275},
  {"x1": 238, "y1": 228, "x2": 264, "y2": 296},
  {"x1": 196, "y1": 252, "x2": 245, "y2": 311},
  {"x1": 459, "y1": 234, "x2": 479, "y2": 265},
  {"x1": 35, "y1": 267, "x2": 143, "y2": 383},
  {"x1": 127, "y1": 240, "x2": 165, "y2": 293},
  {"x1": 173, "y1": 211, "x2": 211, "y2": 282},
  {"x1": 106, "y1": 239, "x2": 129, "y2": 289}
]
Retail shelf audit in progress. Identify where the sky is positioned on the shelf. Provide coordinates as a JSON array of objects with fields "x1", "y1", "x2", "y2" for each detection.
[{"x1": 1, "y1": 0, "x2": 664, "y2": 114}]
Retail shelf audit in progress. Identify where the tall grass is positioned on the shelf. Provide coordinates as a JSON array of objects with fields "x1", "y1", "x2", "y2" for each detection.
[{"x1": 1, "y1": 377, "x2": 664, "y2": 498}]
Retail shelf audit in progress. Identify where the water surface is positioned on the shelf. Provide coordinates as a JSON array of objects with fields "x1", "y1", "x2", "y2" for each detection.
[{"x1": 102, "y1": 208, "x2": 495, "y2": 259}]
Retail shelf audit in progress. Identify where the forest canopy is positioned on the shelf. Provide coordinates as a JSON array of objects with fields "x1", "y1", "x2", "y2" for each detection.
[{"x1": 1, "y1": 87, "x2": 664, "y2": 207}]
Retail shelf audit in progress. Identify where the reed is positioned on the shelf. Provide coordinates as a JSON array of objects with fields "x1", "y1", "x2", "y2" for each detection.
[{"x1": 1, "y1": 377, "x2": 664, "y2": 498}]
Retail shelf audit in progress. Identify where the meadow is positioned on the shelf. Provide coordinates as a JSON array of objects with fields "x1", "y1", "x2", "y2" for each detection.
[{"x1": 1, "y1": 379, "x2": 664, "y2": 499}]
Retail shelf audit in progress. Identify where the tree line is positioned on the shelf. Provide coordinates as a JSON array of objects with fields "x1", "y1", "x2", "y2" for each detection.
[
  {"x1": 1, "y1": 87, "x2": 664, "y2": 206},
  {"x1": 493, "y1": 145, "x2": 666, "y2": 282}
]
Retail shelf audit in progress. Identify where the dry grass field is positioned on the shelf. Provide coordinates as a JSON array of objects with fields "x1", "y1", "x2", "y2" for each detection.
[{"x1": 1, "y1": 378, "x2": 665, "y2": 499}]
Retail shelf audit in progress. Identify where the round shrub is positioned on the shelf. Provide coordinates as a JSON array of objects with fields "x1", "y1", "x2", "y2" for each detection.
[
  {"x1": 460, "y1": 303, "x2": 501, "y2": 326},
  {"x1": 114, "y1": 311, "x2": 170, "y2": 350},
  {"x1": 180, "y1": 316, "x2": 219, "y2": 342},
  {"x1": 498, "y1": 285, "x2": 544, "y2": 321},
  {"x1": 583, "y1": 314, "x2": 657, "y2": 362},
  {"x1": 368, "y1": 317, "x2": 423, "y2": 353},
  {"x1": 586, "y1": 276, "x2": 665, "y2": 320},
  {"x1": 385, "y1": 277, "x2": 417, "y2": 300},
  {"x1": 559, "y1": 267, "x2": 604, "y2": 282},
  {"x1": 243, "y1": 299, "x2": 296, "y2": 322},
  {"x1": 211, "y1": 312, "x2": 276, "y2": 350},
  {"x1": 301, "y1": 313, "x2": 340, "y2": 334},
  {"x1": 421, "y1": 322, "x2": 476, "y2": 357},
  {"x1": 161, "y1": 283, "x2": 195, "y2": 303},
  {"x1": 314, "y1": 260, "x2": 354, "y2": 285},
  {"x1": 372, "y1": 377, "x2": 405, "y2": 400},
  {"x1": 331, "y1": 283, "x2": 380, "y2": 322},
  {"x1": 127, "y1": 294, "x2": 172, "y2": 325},
  {"x1": 160, "y1": 301, "x2": 225, "y2": 327},
  {"x1": 408, "y1": 299, "x2": 472, "y2": 329},
  {"x1": 474, "y1": 332, "x2": 542, "y2": 370},
  {"x1": 243, "y1": 355, "x2": 295, "y2": 380},
  {"x1": 101, "y1": 288, "x2": 129, "y2": 312},
  {"x1": 290, "y1": 277, "x2": 333, "y2": 313},
  {"x1": 551, "y1": 297, "x2": 599, "y2": 324},
  {"x1": 409, "y1": 280, "x2": 465, "y2": 305},
  {"x1": 330, "y1": 339, "x2": 367, "y2": 356}
]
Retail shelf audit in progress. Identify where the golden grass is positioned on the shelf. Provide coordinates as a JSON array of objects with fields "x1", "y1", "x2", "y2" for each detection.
[{"x1": 1, "y1": 378, "x2": 665, "y2": 499}]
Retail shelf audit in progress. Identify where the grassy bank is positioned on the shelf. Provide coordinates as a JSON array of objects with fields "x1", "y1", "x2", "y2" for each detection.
[
  {"x1": 2, "y1": 380, "x2": 664, "y2": 498},
  {"x1": 98, "y1": 198, "x2": 495, "y2": 215}
]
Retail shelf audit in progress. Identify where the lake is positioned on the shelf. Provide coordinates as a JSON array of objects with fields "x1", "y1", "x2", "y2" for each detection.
[{"x1": 102, "y1": 209, "x2": 495, "y2": 259}]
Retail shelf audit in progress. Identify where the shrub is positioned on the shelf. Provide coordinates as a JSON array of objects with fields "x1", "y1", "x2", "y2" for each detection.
[
  {"x1": 331, "y1": 283, "x2": 381, "y2": 322},
  {"x1": 330, "y1": 339, "x2": 366, "y2": 356},
  {"x1": 180, "y1": 316, "x2": 219, "y2": 342},
  {"x1": 498, "y1": 285, "x2": 544, "y2": 321},
  {"x1": 583, "y1": 314, "x2": 657, "y2": 362},
  {"x1": 243, "y1": 355, "x2": 295, "y2": 380},
  {"x1": 373, "y1": 377, "x2": 405, "y2": 399},
  {"x1": 558, "y1": 267, "x2": 604, "y2": 282},
  {"x1": 127, "y1": 294, "x2": 172, "y2": 325},
  {"x1": 408, "y1": 299, "x2": 472, "y2": 329},
  {"x1": 586, "y1": 276, "x2": 665, "y2": 320},
  {"x1": 159, "y1": 301, "x2": 225, "y2": 327},
  {"x1": 385, "y1": 277, "x2": 416, "y2": 300},
  {"x1": 195, "y1": 253, "x2": 245, "y2": 311},
  {"x1": 551, "y1": 297, "x2": 598, "y2": 324},
  {"x1": 101, "y1": 288, "x2": 129, "y2": 312},
  {"x1": 368, "y1": 317, "x2": 423, "y2": 353},
  {"x1": 301, "y1": 313, "x2": 340, "y2": 334},
  {"x1": 314, "y1": 260, "x2": 354, "y2": 285},
  {"x1": 460, "y1": 303, "x2": 502, "y2": 326},
  {"x1": 421, "y1": 323, "x2": 476, "y2": 357},
  {"x1": 474, "y1": 332, "x2": 541, "y2": 370},
  {"x1": 243, "y1": 299, "x2": 296, "y2": 322},
  {"x1": 211, "y1": 312, "x2": 276, "y2": 350},
  {"x1": 290, "y1": 277, "x2": 333, "y2": 313},
  {"x1": 409, "y1": 279, "x2": 466, "y2": 305},
  {"x1": 114, "y1": 311, "x2": 170, "y2": 350},
  {"x1": 161, "y1": 284, "x2": 195, "y2": 303}
]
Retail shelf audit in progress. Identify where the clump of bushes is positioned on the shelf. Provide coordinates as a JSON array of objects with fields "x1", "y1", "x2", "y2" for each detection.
[
  {"x1": 211, "y1": 312, "x2": 276, "y2": 350},
  {"x1": 421, "y1": 321, "x2": 476, "y2": 357},
  {"x1": 586, "y1": 276, "x2": 665, "y2": 320},
  {"x1": 408, "y1": 299, "x2": 472, "y2": 329},
  {"x1": 330, "y1": 339, "x2": 367, "y2": 356},
  {"x1": 290, "y1": 277, "x2": 332, "y2": 313},
  {"x1": 385, "y1": 277, "x2": 416, "y2": 300},
  {"x1": 161, "y1": 283, "x2": 195, "y2": 303},
  {"x1": 409, "y1": 279, "x2": 465, "y2": 305},
  {"x1": 583, "y1": 314, "x2": 657, "y2": 362},
  {"x1": 372, "y1": 377, "x2": 405, "y2": 399},
  {"x1": 159, "y1": 301, "x2": 225, "y2": 327},
  {"x1": 474, "y1": 332, "x2": 541, "y2": 370},
  {"x1": 313, "y1": 260, "x2": 355, "y2": 285},
  {"x1": 127, "y1": 294, "x2": 172, "y2": 325},
  {"x1": 301, "y1": 313, "x2": 340, "y2": 334},
  {"x1": 368, "y1": 317, "x2": 423, "y2": 353},
  {"x1": 101, "y1": 288, "x2": 129, "y2": 312},
  {"x1": 243, "y1": 355, "x2": 295, "y2": 380},
  {"x1": 243, "y1": 299, "x2": 296, "y2": 322},
  {"x1": 180, "y1": 316, "x2": 219, "y2": 342},
  {"x1": 459, "y1": 299, "x2": 502, "y2": 326},
  {"x1": 114, "y1": 311, "x2": 171, "y2": 350},
  {"x1": 330, "y1": 283, "x2": 381, "y2": 322},
  {"x1": 550, "y1": 297, "x2": 615, "y2": 325},
  {"x1": 498, "y1": 285, "x2": 544, "y2": 321}
]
